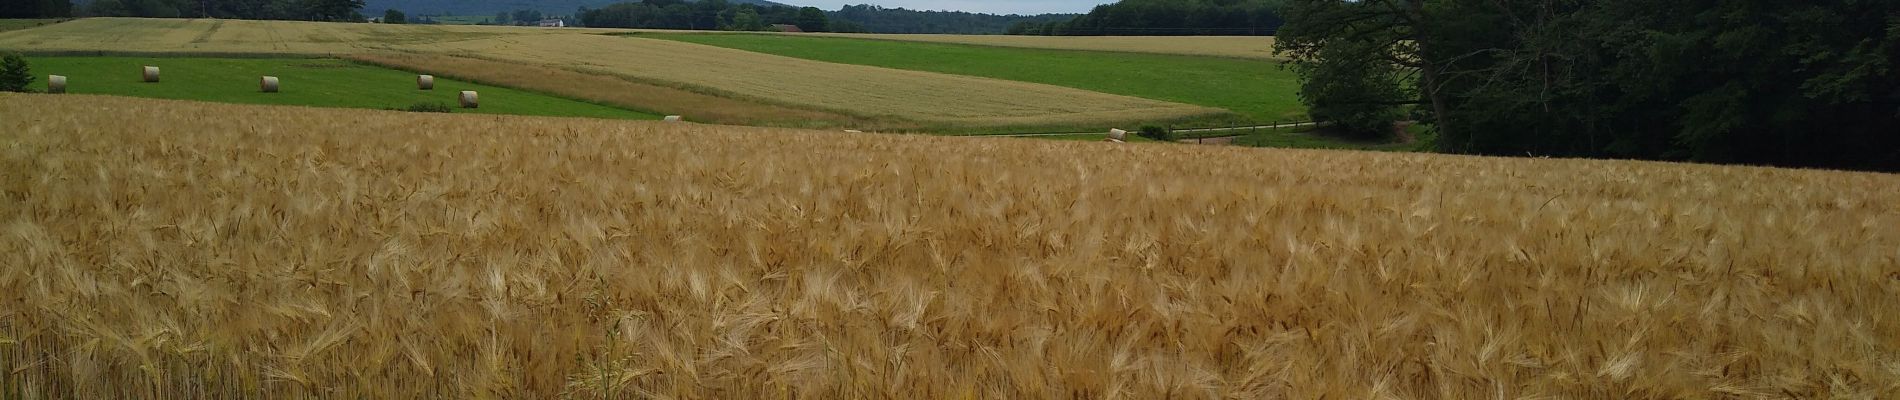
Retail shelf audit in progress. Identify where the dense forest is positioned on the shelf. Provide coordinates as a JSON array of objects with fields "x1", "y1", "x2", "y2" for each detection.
[
  {"x1": 580, "y1": 1, "x2": 1071, "y2": 34},
  {"x1": 64, "y1": 0, "x2": 366, "y2": 21},
  {"x1": 831, "y1": 5, "x2": 1074, "y2": 34},
  {"x1": 2, "y1": 0, "x2": 74, "y2": 18},
  {"x1": 19, "y1": 0, "x2": 1074, "y2": 34},
  {"x1": 1009, "y1": 0, "x2": 1285, "y2": 36},
  {"x1": 578, "y1": 0, "x2": 832, "y2": 31},
  {"x1": 355, "y1": 0, "x2": 787, "y2": 18},
  {"x1": 1280, "y1": 0, "x2": 1900, "y2": 171}
]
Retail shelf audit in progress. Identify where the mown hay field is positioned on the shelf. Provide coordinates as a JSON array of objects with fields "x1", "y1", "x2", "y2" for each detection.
[
  {"x1": 418, "y1": 34, "x2": 1222, "y2": 126},
  {"x1": 347, "y1": 52, "x2": 862, "y2": 127},
  {"x1": 3, "y1": 94, "x2": 1897, "y2": 398},
  {"x1": 0, "y1": 17, "x2": 558, "y2": 55},
  {"x1": 0, "y1": 18, "x2": 1227, "y2": 128},
  {"x1": 799, "y1": 32, "x2": 1281, "y2": 60}
]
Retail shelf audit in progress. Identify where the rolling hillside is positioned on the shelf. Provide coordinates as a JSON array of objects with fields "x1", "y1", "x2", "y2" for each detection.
[{"x1": 0, "y1": 18, "x2": 1226, "y2": 128}]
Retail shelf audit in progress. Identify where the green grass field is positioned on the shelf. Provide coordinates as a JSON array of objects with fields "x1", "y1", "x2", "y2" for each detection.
[
  {"x1": 0, "y1": 19, "x2": 64, "y2": 33},
  {"x1": 641, "y1": 33, "x2": 1306, "y2": 123},
  {"x1": 24, "y1": 57, "x2": 657, "y2": 119}
]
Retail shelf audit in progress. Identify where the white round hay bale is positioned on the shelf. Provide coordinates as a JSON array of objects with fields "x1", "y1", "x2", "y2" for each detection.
[
  {"x1": 663, "y1": 115, "x2": 683, "y2": 122},
  {"x1": 417, "y1": 74, "x2": 434, "y2": 90},
  {"x1": 142, "y1": 66, "x2": 160, "y2": 82},
  {"x1": 47, "y1": 75, "x2": 66, "y2": 93},
  {"x1": 1107, "y1": 128, "x2": 1128, "y2": 141},
  {"x1": 843, "y1": 129, "x2": 862, "y2": 133},
  {"x1": 259, "y1": 76, "x2": 279, "y2": 93},
  {"x1": 459, "y1": 90, "x2": 479, "y2": 108}
]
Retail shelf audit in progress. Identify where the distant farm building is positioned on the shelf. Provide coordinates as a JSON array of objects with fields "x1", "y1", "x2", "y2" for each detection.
[
  {"x1": 771, "y1": 24, "x2": 803, "y2": 33},
  {"x1": 538, "y1": 19, "x2": 565, "y2": 28}
]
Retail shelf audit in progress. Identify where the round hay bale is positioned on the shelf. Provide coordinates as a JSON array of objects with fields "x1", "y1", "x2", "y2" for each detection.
[
  {"x1": 142, "y1": 66, "x2": 160, "y2": 83},
  {"x1": 663, "y1": 115, "x2": 683, "y2": 122},
  {"x1": 259, "y1": 76, "x2": 279, "y2": 93},
  {"x1": 417, "y1": 75, "x2": 435, "y2": 90},
  {"x1": 459, "y1": 91, "x2": 479, "y2": 108},
  {"x1": 1107, "y1": 128, "x2": 1128, "y2": 141},
  {"x1": 47, "y1": 75, "x2": 66, "y2": 94}
]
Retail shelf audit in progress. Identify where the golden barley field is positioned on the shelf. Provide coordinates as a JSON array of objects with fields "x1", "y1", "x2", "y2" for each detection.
[
  {"x1": 3, "y1": 94, "x2": 1898, "y2": 399},
  {"x1": 802, "y1": 33, "x2": 1282, "y2": 60},
  {"x1": 0, "y1": 18, "x2": 1226, "y2": 127}
]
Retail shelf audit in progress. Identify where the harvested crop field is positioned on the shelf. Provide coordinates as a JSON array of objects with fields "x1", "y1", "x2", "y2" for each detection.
[
  {"x1": 346, "y1": 52, "x2": 863, "y2": 127},
  {"x1": 0, "y1": 19, "x2": 66, "y2": 33},
  {"x1": 0, "y1": 17, "x2": 560, "y2": 55},
  {"x1": 4, "y1": 94, "x2": 1898, "y2": 398},
  {"x1": 801, "y1": 32, "x2": 1281, "y2": 60},
  {"x1": 419, "y1": 34, "x2": 1224, "y2": 126}
]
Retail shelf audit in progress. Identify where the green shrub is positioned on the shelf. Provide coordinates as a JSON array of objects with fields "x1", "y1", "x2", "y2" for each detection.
[
  {"x1": 389, "y1": 102, "x2": 452, "y2": 113},
  {"x1": 1137, "y1": 125, "x2": 1175, "y2": 141},
  {"x1": 0, "y1": 53, "x2": 34, "y2": 93}
]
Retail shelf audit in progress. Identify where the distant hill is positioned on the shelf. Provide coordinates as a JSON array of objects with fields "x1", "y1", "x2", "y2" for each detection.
[
  {"x1": 366, "y1": 1, "x2": 1064, "y2": 34},
  {"x1": 725, "y1": 0, "x2": 790, "y2": 7},
  {"x1": 829, "y1": 5, "x2": 1077, "y2": 34},
  {"x1": 366, "y1": 0, "x2": 791, "y2": 18}
]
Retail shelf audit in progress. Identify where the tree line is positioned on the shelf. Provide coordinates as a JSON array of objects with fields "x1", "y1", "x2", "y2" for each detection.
[
  {"x1": 831, "y1": 5, "x2": 1073, "y2": 35},
  {"x1": 1280, "y1": 0, "x2": 1900, "y2": 171},
  {"x1": 1009, "y1": 0, "x2": 1285, "y2": 36},
  {"x1": 579, "y1": 1, "x2": 1076, "y2": 34},
  {"x1": 579, "y1": 0, "x2": 835, "y2": 32},
  {"x1": 69, "y1": 0, "x2": 367, "y2": 21},
  {"x1": 1, "y1": 0, "x2": 73, "y2": 18}
]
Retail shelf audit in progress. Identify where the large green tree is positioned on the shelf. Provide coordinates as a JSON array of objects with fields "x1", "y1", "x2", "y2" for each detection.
[
  {"x1": 794, "y1": 6, "x2": 828, "y2": 32},
  {"x1": 724, "y1": 7, "x2": 765, "y2": 31},
  {"x1": 1278, "y1": 0, "x2": 1900, "y2": 171},
  {"x1": 0, "y1": 53, "x2": 33, "y2": 93}
]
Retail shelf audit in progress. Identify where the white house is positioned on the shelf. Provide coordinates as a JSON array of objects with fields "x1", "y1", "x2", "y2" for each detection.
[{"x1": 538, "y1": 19, "x2": 565, "y2": 28}]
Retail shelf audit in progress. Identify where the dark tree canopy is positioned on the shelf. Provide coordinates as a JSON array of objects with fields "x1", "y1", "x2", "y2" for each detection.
[
  {"x1": 81, "y1": 0, "x2": 363, "y2": 21},
  {"x1": 1011, "y1": 0, "x2": 1285, "y2": 36},
  {"x1": 832, "y1": 5, "x2": 1073, "y2": 35},
  {"x1": 382, "y1": 8, "x2": 406, "y2": 23},
  {"x1": 1277, "y1": 0, "x2": 1900, "y2": 171},
  {"x1": 581, "y1": 0, "x2": 756, "y2": 30},
  {"x1": 793, "y1": 6, "x2": 827, "y2": 32},
  {"x1": 0, "y1": 53, "x2": 33, "y2": 93},
  {"x1": 1, "y1": 0, "x2": 73, "y2": 18},
  {"x1": 578, "y1": 1, "x2": 1066, "y2": 33}
]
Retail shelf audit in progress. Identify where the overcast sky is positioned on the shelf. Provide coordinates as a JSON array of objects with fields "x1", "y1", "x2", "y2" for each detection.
[{"x1": 781, "y1": 1, "x2": 1114, "y2": 15}]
